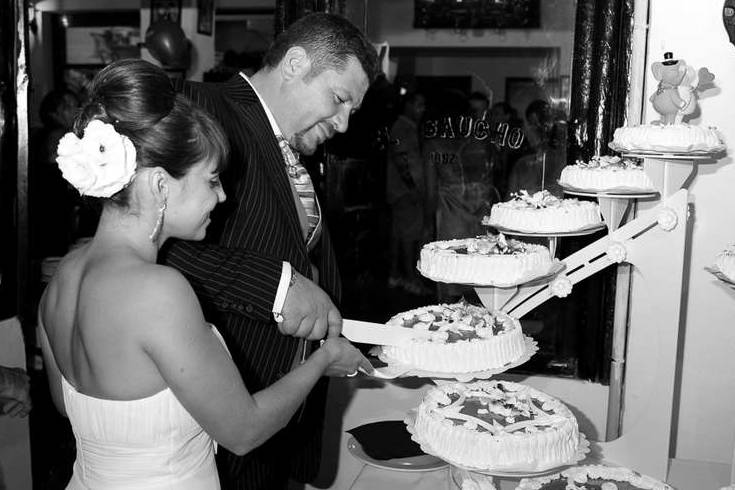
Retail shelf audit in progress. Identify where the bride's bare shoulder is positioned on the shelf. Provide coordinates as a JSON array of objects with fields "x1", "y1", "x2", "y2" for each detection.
[{"x1": 115, "y1": 264, "x2": 198, "y2": 309}]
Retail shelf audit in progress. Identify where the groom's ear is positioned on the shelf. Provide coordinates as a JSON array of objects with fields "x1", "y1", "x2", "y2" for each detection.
[{"x1": 281, "y1": 46, "x2": 311, "y2": 82}]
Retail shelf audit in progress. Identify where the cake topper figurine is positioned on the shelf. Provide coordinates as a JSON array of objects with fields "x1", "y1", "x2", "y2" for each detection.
[{"x1": 650, "y1": 52, "x2": 716, "y2": 125}]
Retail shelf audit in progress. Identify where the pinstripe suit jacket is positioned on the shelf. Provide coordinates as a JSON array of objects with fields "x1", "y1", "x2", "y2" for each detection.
[{"x1": 161, "y1": 75, "x2": 341, "y2": 486}]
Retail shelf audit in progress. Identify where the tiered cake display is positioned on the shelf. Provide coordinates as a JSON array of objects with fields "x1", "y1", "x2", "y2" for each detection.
[
  {"x1": 397, "y1": 184, "x2": 593, "y2": 478},
  {"x1": 347, "y1": 52, "x2": 727, "y2": 489}
]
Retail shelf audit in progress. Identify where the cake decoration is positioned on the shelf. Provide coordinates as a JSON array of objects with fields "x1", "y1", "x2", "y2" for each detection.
[
  {"x1": 715, "y1": 244, "x2": 735, "y2": 282},
  {"x1": 607, "y1": 242, "x2": 628, "y2": 264},
  {"x1": 609, "y1": 53, "x2": 723, "y2": 154},
  {"x1": 516, "y1": 464, "x2": 675, "y2": 490},
  {"x1": 550, "y1": 276, "x2": 573, "y2": 298},
  {"x1": 656, "y1": 208, "x2": 678, "y2": 231}
]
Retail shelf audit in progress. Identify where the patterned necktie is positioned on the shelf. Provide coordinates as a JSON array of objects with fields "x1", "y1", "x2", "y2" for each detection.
[{"x1": 276, "y1": 136, "x2": 321, "y2": 247}]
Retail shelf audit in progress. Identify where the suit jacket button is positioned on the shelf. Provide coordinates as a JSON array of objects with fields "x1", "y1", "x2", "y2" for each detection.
[{"x1": 245, "y1": 304, "x2": 253, "y2": 313}]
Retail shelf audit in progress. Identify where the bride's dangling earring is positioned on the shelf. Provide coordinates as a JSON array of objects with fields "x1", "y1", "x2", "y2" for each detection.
[{"x1": 149, "y1": 200, "x2": 167, "y2": 242}]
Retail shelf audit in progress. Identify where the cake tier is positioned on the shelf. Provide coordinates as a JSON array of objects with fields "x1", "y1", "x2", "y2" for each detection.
[
  {"x1": 516, "y1": 464, "x2": 674, "y2": 490},
  {"x1": 610, "y1": 123, "x2": 723, "y2": 153},
  {"x1": 716, "y1": 245, "x2": 735, "y2": 282},
  {"x1": 418, "y1": 234, "x2": 552, "y2": 285},
  {"x1": 559, "y1": 155, "x2": 654, "y2": 192},
  {"x1": 380, "y1": 302, "x2": 526, "y2": 373},
  {"x1": 414, "y1": 380, "x2": 579, "y2": 472},
  {"x1": 485, "y1": 191, "x2": 602, "y2": 233}
]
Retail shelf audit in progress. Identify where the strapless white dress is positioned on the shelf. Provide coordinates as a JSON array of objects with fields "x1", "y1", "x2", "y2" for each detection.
[{"x1": 62, "y1": 328, "x2": 226, "y2": 489}]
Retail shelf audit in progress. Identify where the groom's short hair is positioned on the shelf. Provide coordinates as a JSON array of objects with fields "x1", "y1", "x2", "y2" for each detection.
[{"x1": 261, "y1": 12, "x2": 379, "y2": 84}]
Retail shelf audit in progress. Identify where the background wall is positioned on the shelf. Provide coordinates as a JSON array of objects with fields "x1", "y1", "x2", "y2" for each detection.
[
  {"x1": 643, "y1": 0, "x2": 735, "y2": 464},
  {"x1": 346, "y1": 0, "x2": 574, "y2": 106}
]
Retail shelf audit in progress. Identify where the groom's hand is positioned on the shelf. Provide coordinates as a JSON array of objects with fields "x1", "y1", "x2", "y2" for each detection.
[{"x1": 278, "y1": 271, "x2": 342, "y2": 340}]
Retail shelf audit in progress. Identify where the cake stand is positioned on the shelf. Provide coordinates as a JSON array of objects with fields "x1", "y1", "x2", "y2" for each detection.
[
  {"x1": 473, "y1": 224, "x2": 603, "y2": 313},
  {"x1": 560, "y1": 186, "x2": 659, "y2": 232},
  {"x1": 374, "y1": 336, "x2": 539, "y2": 382},
  {"x1": 471, "y1": 261, "x2": 565, "y2": 312},
  {"x1": 491, "y1": 223, "x2": 606, "y2": 257},
  {"x1": 618, "y1": 150, "x2": 721, "y2": 198}
]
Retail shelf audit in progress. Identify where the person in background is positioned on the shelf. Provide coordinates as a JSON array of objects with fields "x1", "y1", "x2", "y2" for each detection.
[
  {"x1": 468, "y1": 91, "x2": 490, "y2": 121},
  {"x1": 488, "y1": 101, "x2": 523, "y2": 198},
  {"x1": 0, "y1": 365, "x2": 31, "y2": 418},
  {"x1": 160, "y1": 13, "x2": 378, "y2": 490},
  {"x1": 39, "y1": 59, "x2": 371, "y2": 490},
  {"x1": 386, "y1": 91, "x2": 428, "y2": 295},
  {"x1": 29, "y1": 89, "x2": 80, "y2": 259},
  {"x1": 506, "y1": 99, "x2": 567, "y2": 198}
]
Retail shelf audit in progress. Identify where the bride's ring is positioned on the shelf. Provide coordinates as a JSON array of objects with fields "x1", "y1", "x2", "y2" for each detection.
[{"x1": 346, "y1": 370, "x2": 358, "y2": 377}]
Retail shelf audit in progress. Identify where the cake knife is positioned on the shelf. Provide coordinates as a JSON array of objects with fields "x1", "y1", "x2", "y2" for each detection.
[{"x1": 342, "y1": 319, "x2": 432, "y2": 346}]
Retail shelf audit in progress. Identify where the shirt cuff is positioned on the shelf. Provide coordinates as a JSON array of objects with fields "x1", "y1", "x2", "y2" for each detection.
[{"x1": 272, "y1": 262, "x2": 292, "y2": 322}]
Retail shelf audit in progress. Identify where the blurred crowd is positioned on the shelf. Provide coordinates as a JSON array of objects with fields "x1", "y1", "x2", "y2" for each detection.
[{"x1": 385, "y1": 85, "x2": 568, "y2": 300}]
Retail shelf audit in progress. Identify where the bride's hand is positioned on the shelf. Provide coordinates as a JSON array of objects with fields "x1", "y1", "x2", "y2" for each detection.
[{"x1": 317, "y1": 338, "x2": 374, "y2": 377}]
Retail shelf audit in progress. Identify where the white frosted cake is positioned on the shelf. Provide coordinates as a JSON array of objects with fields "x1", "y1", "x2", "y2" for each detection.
[
  {"x1": 559, "y1": 155, "x2": 655, "y2": 192},
  {"x1": 610, "y1": 123, "x2": 723, "y2": 153},
  {"x1": 380, "y1": 302, "x2": 527, "y2": 373},
  {"x1": 412, "y1": 380, "x2": 580, "y2": 472},
  {"x1": 716, "y1": 244, "x2": 735, "y2": 282},
  {"x1": 483, "y1": 190, "x2": 602, "y2": 233},
  {"x1": 516, "y1": 464, "x2": 674, "y2": 490},
  {"x1": 418, "y1": 233, "x2": 553, "y2": 286}
]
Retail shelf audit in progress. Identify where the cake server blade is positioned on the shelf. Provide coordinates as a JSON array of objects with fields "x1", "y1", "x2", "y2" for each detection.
[{"x1": 342, "y1": 319, "x2": 428, "y2": 346}]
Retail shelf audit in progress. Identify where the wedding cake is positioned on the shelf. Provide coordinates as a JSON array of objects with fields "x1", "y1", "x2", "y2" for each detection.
[
  {"x1": 716, "y1": 244, "x2": 735, "y2": 282},
  {"x1": 609, "y1": 123, "x2": 723, "y2": 154},
  {"x1": 379, "y1": 302, "x2": 527, "y2": 373},
  {"x1": 559, "y1": 155, "x2": 655, "y2": 193},
  {"x1": 412, "y1": 380, "x2": 580, "y2": 472},
  {"x1": 483, "y1": 190, "x2": 602, "y2": 233},
  {"x1": 516, "y1": 464, "x2": 674, "y2": 490},
  {"x1": 418, "y1": 233, "x2": 553, "y2": 286}
]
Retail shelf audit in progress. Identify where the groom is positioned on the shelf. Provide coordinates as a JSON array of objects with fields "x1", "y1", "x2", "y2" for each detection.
[{"x1": 162, "y1": 12, "x2": 377, "y2": 490}]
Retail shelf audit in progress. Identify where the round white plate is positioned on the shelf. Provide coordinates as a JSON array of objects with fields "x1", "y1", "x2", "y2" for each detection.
[
  {"x1": 376, "y1": 336, "x2": 538, "y2": 382},
  {"x1": 450, "y1": 463, "x2": 558, "y2": 485},
  {"x1": 404, "y1": 410, "x2": 590, "y2": 476},
  {"x1": 560, "y1": 184, "x2": 659, "y2": 199},
  {"x1": 346, "y1": 435, "x2": 448, "y2": 472},
  {"x1": 608, "y1": 143, "x2": 726, "y2": 157},
  {"x1": 490, "y1": 222, "x2": 606, "y2": 238}
]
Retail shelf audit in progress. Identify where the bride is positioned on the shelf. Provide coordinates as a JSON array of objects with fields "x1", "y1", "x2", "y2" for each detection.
[{"x1": 37, "y1": 59, "x2": 372, "y2": 489}]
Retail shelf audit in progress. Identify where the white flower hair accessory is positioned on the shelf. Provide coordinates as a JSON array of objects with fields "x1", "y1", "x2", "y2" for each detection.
[{"x1": 56, "y1": 120, "x2": 137, "y2": 198}]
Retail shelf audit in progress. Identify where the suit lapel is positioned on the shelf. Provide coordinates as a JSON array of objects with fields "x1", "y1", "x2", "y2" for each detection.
[{"x1": 223, "y1": 76, "x2": 307, "y2": 260}]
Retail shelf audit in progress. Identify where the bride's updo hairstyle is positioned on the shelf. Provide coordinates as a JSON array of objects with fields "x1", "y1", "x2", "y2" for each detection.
[{"x1": 74, "y1": 59, "x2": 228, "y2": 206}]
